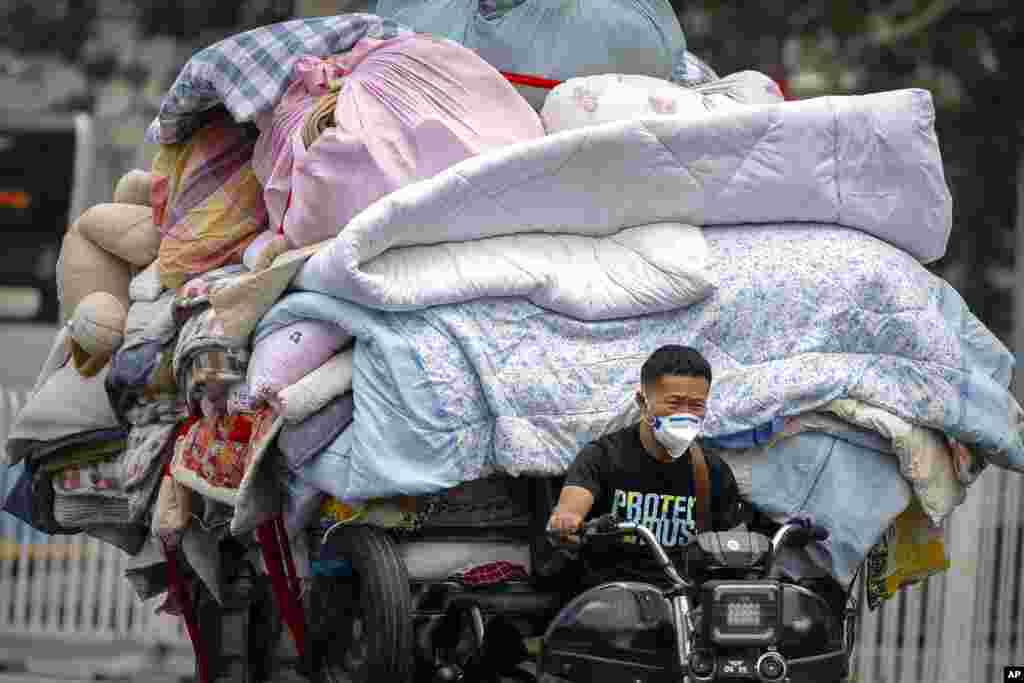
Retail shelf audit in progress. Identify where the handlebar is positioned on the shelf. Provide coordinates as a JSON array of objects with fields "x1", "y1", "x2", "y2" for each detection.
[
  {"x1": 550, "y1": 513, "x2": 692, "y2": 589},
  {"x1": 771, "y1": 522, "x2": 829, "y2": 553},
  {"x1": 579, "y1": 512, "x2": 622, "y2": 535},
  {"x1": 547, "y1": 515, "x2": 830, "y2": 595}
]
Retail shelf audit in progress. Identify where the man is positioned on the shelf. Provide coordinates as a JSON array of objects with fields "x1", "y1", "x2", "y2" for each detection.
[{"x1": 547, "y1": 344, "x2": 752, "y2": 584}]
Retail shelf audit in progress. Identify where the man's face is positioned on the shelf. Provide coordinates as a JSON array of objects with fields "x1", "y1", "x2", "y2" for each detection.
[{"x1": 639, "y1": 374, "x2": 710, "y2": 419}]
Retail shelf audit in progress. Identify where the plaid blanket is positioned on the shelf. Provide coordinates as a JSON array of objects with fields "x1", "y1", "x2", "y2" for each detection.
[
  {"x1": 147, "y1": 12, "x2": 726, "y2": 145},
  {"x1": 152, "y1": 112, "x2": 267, "y2": 289},
  {"x1": 450, "y1": 561, "x2": 528, "y2": 587},
  {"x1": 147, "y1": 14, "x2": 412, "y2": 144}
]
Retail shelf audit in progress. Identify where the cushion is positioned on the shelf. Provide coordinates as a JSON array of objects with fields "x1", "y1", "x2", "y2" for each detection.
[
  {"x1": 541, "y1": 71, "x2": 786, "y2": 134},
  {"x1": 253, "y1": 33, "x2": 544, "y2": 248},
  {"x1": 274, "y1": 350, "x2": 354, "y2": 423},
  {"x1": 541, "y1": 73, "x2": 711, "y2": 133},
  {"x1": 247, "y1": 320, "x2": 350, "y2": 402}
]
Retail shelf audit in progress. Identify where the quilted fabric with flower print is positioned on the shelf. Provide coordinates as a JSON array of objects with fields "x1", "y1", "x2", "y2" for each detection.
[{"x1": 171, "y1": 405, "x2": 283, "y2": 506}]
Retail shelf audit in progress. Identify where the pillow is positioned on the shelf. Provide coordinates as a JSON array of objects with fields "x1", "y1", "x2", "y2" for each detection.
[
  {"x1": 247, "y1": 320, "x2": 350, "y2": 402},
  {"x1": 254, "y1": 33, "x2": 544, "y2": 248},
  {"x1": 541, "y1": 73, "x2": 711, "y2": 133},
  {"x1": 541, "y1": 71, "x2": 786, "y2": 134},
  {"x1": 274, "y1": 350, "x2": 355, "y2": 424}
]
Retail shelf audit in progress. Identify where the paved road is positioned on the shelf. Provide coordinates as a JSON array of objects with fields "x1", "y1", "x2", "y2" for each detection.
[
  {"x1": 0, "y1": 675, "x2": 92, "y2": 683},
  {"x1": 0, "y1": 633, "x2": 194, "y2": 683},
  {"x1": 0, "y1": 674, "x2": 187, "y2": 683},
  {"x1": 0, "y1": 324, "x2": 58, "y2": 390}
]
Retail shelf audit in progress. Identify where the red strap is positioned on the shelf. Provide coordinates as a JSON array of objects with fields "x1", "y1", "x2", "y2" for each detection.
[
  {"x1": 500, "y1": 71, "x2": 562, "y2": 90},
  {"x1": 163, "y1": 539, "x2": 211, "y2": 683},
  {"x1": 276, "y1": 516, "x2": 302, "y2": 600},
  {"x1": 257, "y1": 518, "x2": 306, "y2": 658},
  {"x1": 278, "y1": 189, "x2": 293, "y2": 235}
]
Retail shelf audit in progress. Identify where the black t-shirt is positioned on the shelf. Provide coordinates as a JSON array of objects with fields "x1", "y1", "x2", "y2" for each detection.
[{"x1": 564, "y1": 423, "x2": 748, "y2": 583}]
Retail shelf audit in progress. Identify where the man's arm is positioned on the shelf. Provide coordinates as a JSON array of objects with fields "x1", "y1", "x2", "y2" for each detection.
[
  {"x1": 549, "y1": 485, "x2": 596, "y2": 528},
  {"x1": 548, "y1": 443, "x2": 604, "y2": 539}
]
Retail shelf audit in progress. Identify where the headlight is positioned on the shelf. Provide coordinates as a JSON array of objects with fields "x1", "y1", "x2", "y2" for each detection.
[
  {"x1": 725, "y1": 599, "x2": 762, "y2": 627},
  {"x1": 703, "y1": 581, "x2": 779, "y2": 646}
]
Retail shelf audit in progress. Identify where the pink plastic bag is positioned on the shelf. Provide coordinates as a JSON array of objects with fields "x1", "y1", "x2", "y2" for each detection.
[{"x1": 252, "y1": 33, "x2": 544, "y2": 248}]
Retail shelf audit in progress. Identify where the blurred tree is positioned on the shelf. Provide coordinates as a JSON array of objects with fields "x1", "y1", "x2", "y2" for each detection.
[
  {"x1": 134, "y1": 0, "x2": 293, "y2": 39},
  {"x1": 0, "y1": 1, "x2": 98, "y2": 62},
  {"x1": 675, "y1": 0, "x2": 1022, "y2": 342},
  {"x1": 3, "y1": 0, "x2": 1018, "y2": 339}
]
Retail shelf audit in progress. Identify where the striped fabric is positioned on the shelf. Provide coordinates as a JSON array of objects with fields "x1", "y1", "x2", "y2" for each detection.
[
  {"x1": 146, "y1": 12, "x2": 723, "y2": 144},
  {"x1": 151, "y1": 113, "x2": 268, "y2": 289},
  {"x1": 147, "y1": 14, "x2": 412, "y2": 144}
]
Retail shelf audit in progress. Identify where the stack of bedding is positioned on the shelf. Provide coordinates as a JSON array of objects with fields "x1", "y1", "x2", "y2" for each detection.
[{"x1": 3, "y1": 11, "x2": 1019, "y2": 613}]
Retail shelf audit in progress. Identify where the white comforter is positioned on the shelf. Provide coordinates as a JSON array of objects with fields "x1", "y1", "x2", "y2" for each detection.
[{"x1": 295, "y1": 88, "x2": 951, "y2": 319}]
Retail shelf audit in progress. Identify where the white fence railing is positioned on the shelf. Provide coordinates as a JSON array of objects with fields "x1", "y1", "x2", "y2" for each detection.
[
  {"x1": 852, "y1": 464, "x2": 1022, "y2": 682},
  {"x1": 1, "y1": 381, "x2": 1022, "y2": 679},
  {"x1": 0, "y1": 388, "x2": 188, "y2": 646}
]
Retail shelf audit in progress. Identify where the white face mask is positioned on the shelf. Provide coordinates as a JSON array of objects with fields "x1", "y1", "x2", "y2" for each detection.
[{"x1": 644, "y1": 391, "x2": 704, "y2": 460}]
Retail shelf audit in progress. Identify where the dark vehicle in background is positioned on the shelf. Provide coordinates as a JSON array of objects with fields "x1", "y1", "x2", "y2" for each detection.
[{"x1": 0, "y1": 109, "x2": 93, "y2": 325}]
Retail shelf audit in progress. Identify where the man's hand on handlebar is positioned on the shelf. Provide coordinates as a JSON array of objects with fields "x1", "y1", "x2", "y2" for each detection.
[
  {"x1": 548, "y1": 511, "x2": 624, "y2": 545},
  {"x1": 547, "y1": 509, "x2": 585, "y2": 545}
]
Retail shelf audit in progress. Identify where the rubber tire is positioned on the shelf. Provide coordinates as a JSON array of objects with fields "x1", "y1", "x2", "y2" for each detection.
[{"x1": 314, "y1": 525, "x2": 415, "y2": 683}]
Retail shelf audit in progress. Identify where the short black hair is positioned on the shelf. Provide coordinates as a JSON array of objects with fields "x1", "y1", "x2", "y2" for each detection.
[{"x1": 641, "y1": 345, "x2": 712, "y2": 387}]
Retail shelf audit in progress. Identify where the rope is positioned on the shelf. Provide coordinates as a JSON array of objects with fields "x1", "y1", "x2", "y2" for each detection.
[{"x1": 499, "y1": 71, "x2": 562, "y2": 90}]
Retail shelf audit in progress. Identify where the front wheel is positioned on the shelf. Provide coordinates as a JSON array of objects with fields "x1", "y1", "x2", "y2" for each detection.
[{"x1": 310, "y1": 525, "x2": 414, "y2": 683}]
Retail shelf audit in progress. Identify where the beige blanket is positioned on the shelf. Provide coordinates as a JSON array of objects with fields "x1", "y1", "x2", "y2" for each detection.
[{"x1": 205, "y1": 240, "x2": 328, "y2": 347}]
